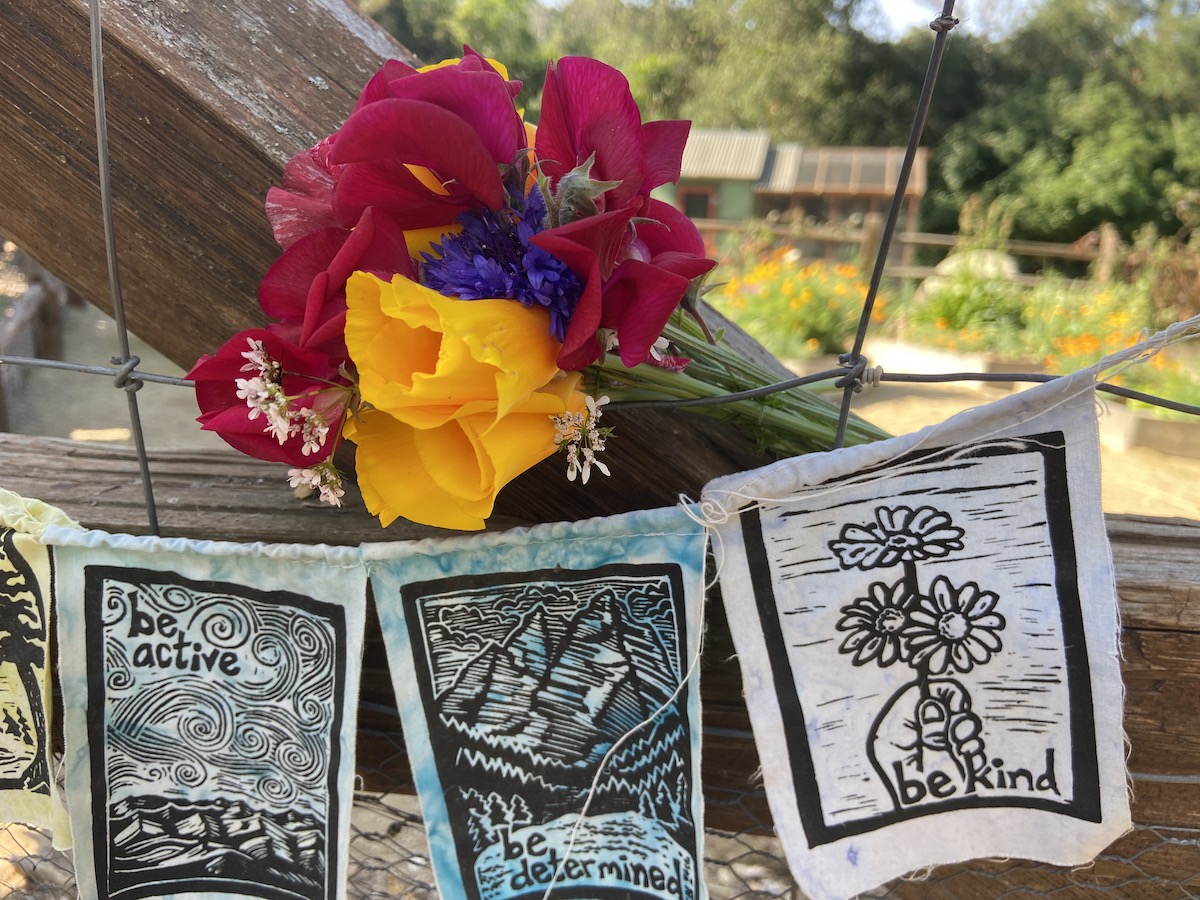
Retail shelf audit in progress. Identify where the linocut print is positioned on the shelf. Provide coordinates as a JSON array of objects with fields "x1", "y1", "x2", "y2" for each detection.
[
  {"x1": 51, "y1": 532, "x2": 366, "y2": 900},
  {"x1": 0, "y1": 490, "x2": 77, "y2": 842},
  {"x1": 365, "y1": 507, "x2": 707, "y2": 900},
  {"x1": 0, "y1": 528, "x2": 58, "y2": 831},
  {"x1": 702, "y1": 375, "x2": 1129, "y2": 900}
]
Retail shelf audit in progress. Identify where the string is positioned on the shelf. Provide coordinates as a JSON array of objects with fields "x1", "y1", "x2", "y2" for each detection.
[{"x1": 539, "y1": 571, "x2": 707, "y2": 900}]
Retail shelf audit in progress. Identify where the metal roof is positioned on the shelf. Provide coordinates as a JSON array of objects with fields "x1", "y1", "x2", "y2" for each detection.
[
  {"x1": 679, "y1": 129, "x2": 771, "y2": 180},
  {"x1": 754, "y1": 145, "x2": 928, "y2": 197}
]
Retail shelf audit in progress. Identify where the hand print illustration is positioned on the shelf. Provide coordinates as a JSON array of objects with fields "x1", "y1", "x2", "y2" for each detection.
[{"x1": 830, "y1": 506, "x2": 1006, "y2": 810}]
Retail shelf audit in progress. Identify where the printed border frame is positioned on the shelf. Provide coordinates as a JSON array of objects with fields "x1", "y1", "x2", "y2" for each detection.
[
  {"x1": 738, "y1": 433, "x2": 1102, "y2": 847},
  {"x1": 83, "y1": 565, "x2": 348, "y2": 900}
]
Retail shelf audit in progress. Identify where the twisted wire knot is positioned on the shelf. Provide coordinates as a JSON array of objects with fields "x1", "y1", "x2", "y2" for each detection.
[
  {"x1": 111, "y1": 355, "x2": 143, "y2": 393},
  {"x1": 835, "y1": 354, "x2": 885, "y2": 393}
]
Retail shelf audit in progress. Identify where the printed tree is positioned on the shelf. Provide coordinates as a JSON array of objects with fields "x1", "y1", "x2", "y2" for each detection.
[{"x1": 0, "y1": 529, "x2": 49, "y2": 792}]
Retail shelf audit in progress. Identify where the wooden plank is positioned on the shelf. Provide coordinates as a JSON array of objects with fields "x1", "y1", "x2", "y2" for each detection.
[{"x1": 0, "y1": 0, "x2": 413, "y2": 370}]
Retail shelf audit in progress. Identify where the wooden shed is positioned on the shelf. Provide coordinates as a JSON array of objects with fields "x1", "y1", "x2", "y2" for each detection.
[
  {"x1": 1, "y1": 2, "x2": 1199, "y2": 895},
  {"x1": 663, "y1": 129, "x2": 928, "y2": 233}
]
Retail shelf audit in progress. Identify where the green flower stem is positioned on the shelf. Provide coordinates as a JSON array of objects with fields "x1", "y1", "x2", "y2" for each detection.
[{"x1": 586, "y1": 316, "x2": 890, "y2": 458}]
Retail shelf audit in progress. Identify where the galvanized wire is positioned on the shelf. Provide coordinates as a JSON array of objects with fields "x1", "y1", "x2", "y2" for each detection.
[{"x1": 88, "y1": 0, "x2": 159, "y2": 534}]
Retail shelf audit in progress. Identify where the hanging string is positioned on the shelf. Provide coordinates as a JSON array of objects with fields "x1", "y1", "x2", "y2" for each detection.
[{"x1": 88, "y1": 0, "x2": 160, "y2": 535}]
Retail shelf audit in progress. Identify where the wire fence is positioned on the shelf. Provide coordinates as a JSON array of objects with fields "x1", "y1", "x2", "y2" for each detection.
[{"x1": 1, "y1": 0, "x2": 1199, "y2": 897}]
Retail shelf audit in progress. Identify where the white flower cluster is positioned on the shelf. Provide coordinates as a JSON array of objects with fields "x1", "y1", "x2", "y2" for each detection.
[
  {"x1": 287, "y1": 460, "x2": 346, "y2": 507},
  {"x1": 552, "y1": 394, "x2": 612, "y2": 484},
  {"x1": 235, "y1": 338, "x2": 331, "y2": 456}
]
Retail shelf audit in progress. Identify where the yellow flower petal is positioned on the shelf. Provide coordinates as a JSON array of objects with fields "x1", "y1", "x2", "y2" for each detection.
[
  {"x1": 346, "y1": 409, "x2": 493, "y2": 530},
  {"x1": 343, "y1": 272, "x2": 588, "y2": 530},
  {"x1": 403, "y1": 222, "x2": 461, "y2": 259},
  {"x1": 430, "y1": 291, "x2": 561, "y2": 419},
  {"x1": 419, "y1": 57, "x2": 510, "y2": 81}
]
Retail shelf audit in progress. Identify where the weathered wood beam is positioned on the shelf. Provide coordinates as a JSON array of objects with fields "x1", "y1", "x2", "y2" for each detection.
[{"x1": 0, "y1": 0, "x2": 413, "y2": 370}]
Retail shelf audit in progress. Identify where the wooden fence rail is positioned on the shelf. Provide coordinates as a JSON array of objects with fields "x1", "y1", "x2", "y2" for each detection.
[{"x1": 694, "y1": 217, "x2": 1122, "y2": 284}]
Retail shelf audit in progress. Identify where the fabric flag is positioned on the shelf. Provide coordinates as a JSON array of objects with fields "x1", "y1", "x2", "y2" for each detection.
[
  {"x1": 701, "y1": 372, "x2": 1130, "y2": 900},
  {"x1": 364, "y1": 507, "x2": 708, "y2": 900},
  {"x1": 0, "y1": 490, "x2": 77, "y2": 846},
  {"x1": 46, "y1": 527, "x2": 366, "y2": 900}
]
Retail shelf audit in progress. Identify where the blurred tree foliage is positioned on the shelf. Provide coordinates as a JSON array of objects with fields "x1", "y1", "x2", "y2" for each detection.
[
  {"x1": 356, "y1": 0, "x2": 1200, "y2": 242},
  {"x1": 923, "y1": 0, "x2": 1200, "y2": 241}
]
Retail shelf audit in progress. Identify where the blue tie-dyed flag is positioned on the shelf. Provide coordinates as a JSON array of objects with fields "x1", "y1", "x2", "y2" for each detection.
[{"x1": 364, "y1": 507, "x2": 709, "y2": 900}]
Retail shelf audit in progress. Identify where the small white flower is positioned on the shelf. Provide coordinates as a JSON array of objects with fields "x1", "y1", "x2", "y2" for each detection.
[
  {"x1": 553, "y1": 394, "x2": 612, "y2": 485},
  {"x1": 287, "y1": 460, "x2": 344, "y2": 507},
  {"x1": 264, "y1": 399, "x2": 293, "y2": 444},
  {"x1": 297, "y1": 406, "x2": 330, "y2": 456},
  {"x1": 235, "y1": 376, "x2": 269, "y2": 417},
  {"x1": 648, "y1": 336, "x2": 673, "y2": 362},
  {"x1": 240, "y1": 338, "x2": 271, "y2": 374}
]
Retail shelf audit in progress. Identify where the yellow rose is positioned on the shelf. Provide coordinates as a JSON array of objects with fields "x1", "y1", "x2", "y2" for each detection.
[{"x1": 344, "y1": 272, "x2": 585, "y2": 530}]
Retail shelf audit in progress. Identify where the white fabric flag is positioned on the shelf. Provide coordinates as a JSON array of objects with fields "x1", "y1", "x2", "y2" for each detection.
[
  {"x1": 46, "y1": 527, "x2": 366, "y2": 900},
  {"x1": 701, "y1": 372, "x2": 1130, "y2": 900},
  {"x1": 364, "y1": 507, "x2": 709, "y2": 900}
]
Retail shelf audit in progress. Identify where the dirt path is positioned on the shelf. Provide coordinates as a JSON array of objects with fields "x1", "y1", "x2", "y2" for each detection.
[{"x1": 851, "y1": 383, "x2": 1200, "y2": 521}]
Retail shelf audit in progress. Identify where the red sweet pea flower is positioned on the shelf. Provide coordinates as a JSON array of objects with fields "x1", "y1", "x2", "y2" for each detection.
[
  {"x1": 537, "y1": 56, "x2": 690, "y2": 213},
  {"x1": 265, "y1": 50, "x2": 522, "y2": 252},
  {"x1": 329, "y1": 55, "x2": 526, "y2": 229},
  {"x1": 258, "y1": 207, "x2": 414, "y2": 365},
  {"x1": 188, "y1": 329, "x2": 353, "y2": 466},
  {"x1": 533, "y1": 57, "x2": 715, "y2": 369}
]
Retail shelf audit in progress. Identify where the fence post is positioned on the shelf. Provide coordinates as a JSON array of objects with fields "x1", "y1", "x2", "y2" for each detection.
[
  {"x1": 1094, "y1": 222, "x2": 1120, "y2": 282},
  {"x1": 860, "y1": 212, "x2": 884, "y2": 270}
]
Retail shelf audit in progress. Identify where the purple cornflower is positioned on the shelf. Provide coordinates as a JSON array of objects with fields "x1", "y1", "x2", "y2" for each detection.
[{"x1": 420, "y1": 187, "x2": 582, "y2": 341}]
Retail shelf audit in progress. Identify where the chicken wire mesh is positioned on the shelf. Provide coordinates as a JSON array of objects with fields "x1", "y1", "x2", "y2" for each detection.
[{"x1": 4, "y1": 799, "x2": 1200, "y2": 898}]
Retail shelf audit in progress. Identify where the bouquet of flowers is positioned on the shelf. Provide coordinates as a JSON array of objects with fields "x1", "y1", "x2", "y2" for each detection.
[{"x1": 189, "y1": 49, "x2": 886, "y2": 530}]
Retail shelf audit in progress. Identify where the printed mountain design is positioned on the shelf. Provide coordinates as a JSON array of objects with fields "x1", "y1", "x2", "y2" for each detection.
[
  {"x1": 436, "y1": 591, "x2": 676, "y2": 768},
  {"x1": 108, "y1": 794, "x2": 325, "y2": 899}
]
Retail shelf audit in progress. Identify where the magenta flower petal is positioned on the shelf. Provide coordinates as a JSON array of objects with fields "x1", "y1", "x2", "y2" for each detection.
[
  {"x1": 330, "y1": 98, "x2": 507, "y2": 211},
  {"x1": 259, "y1": 227, "x2": 347, "y2": 323},
  {"x1": 351, "y1": 58, "x2": 419, "y2": 113},
  {"x1": 265, "y1": 136, "x2": 339, "y2": 249},
  {"x1": 640, "y1": 120, "x2": 691, "y2": 194},
  {"x1": 333, "y1": 159, "x2": 475, "y2": 231},
  {"x1": 639, "y1": 199, "x2": 711, "y2": 259},
  {"x1": 379, "y1": 63, "x2": 526, "y2": 167},
  {"x1": 326, "y1": 207, "x2": 415, "y2": 288},
  {"x1": 601, "y1": 258, "x2": 691, "y2": 367},
  {"x1": 530, "y1": 230, "x2": 605, "y2": 371},
  {"x1": 537, "y1": 56, "x2": 646, "y2": 212}
]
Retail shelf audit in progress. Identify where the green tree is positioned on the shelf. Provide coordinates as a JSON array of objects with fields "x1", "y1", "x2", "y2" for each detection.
[
  {"x1": 356, "y1": 0, "x2": 552, "y2": 109},
  {"x1": 923, "y1": 0, "x2": 1200, "y2": 240}
]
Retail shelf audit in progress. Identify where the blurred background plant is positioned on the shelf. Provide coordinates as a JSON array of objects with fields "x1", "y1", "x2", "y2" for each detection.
[
  {"x1": 708, "y1": 251, "x2": 881, "y2": 362},
  {"x1": 705, "y1": 187, "x2": 1199, "y2": 419}
]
